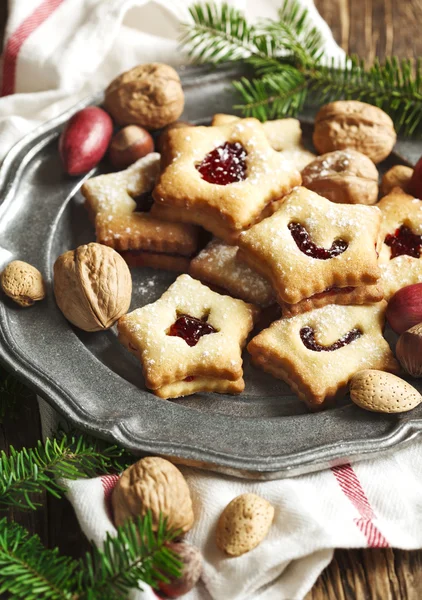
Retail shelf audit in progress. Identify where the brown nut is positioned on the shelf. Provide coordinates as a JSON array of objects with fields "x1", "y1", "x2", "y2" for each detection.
[
  {"x1": 396, "y1": 322, "x2": 422, "y2": 378},
  {"x1": 112, "y1": 457, "x2": 194, "y2": 533},
  {"x1": 313, "y1": 100, "x2": 396, "y2": 164},
  {"x1": 159, "y1": 541, "x2": 202, "y2": 598},
  {"x1": 1, "y1": 260, "x2": 45, "y2": 307},
  {"x1": 301, "y1": 149, "x2": 378, "y2": 204},
  {"x1": 53, "y1": 243, "x2": 132, "y2": 332},
  {"x1": 381, "y1": 165, "x2": 414, "y2": 196},
  {"x1": 104, "y1": 63, "x2": 184, "y2": 130},
  {"x1": 216, "y1": 493, "x2": 274, "y2": 557},
  {"x1": 109, "y1": 125, "x2": 154, "y2": 170},
  {"x1": 350, "y1": 370, "x2": 422, "y2": 413}
]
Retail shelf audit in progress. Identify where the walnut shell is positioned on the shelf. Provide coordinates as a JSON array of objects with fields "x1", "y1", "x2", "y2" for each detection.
[
  {"x1": 104, "y1": 63, "x2": 184, "y2": 130},
  {"x1": 313, "y1": 101, "x2": 396, "y2": 164},
  {"x1": 381, "y1": 165, "x2": 414, "y2": 196},
  {"x1": 301, "y1": 149, "x2": 379, "y2": 204},
  {"x1": 112, "y1": 457, "x2": 194, "y2": 533},
  {"x1": 53, "y1": 243, "x2": 131, "y2": 332},
  {"x1": 1, "y1": 260, "x2": 45, "y2": 307}
]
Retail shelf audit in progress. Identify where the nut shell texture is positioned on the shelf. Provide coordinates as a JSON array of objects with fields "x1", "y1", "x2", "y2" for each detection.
[
  {"x1": 216, "y1": 493, "x2": 274, "y2": 557},
  {"x1": 396, "y1": 323, "x2": 422, "y2": 378},
  {"x1": 381, "y1": 165, "x2": 413, "y2": 196},
  {"x1": 53, "y1": 243, "x2": 132, "y2": 332},
  {"x1": 350, "y1": 370, "x2": 422, "y2": 413},
  {"x1": 158, "y1": 541, "x2": 202, "y2": 598},
  {"x1": 112, "y1": 457, "x2": 194, "y2": 532},
  {"x1": 104, "y1": 63, "x2": 184, "y2": 129},
  {"x1": 301, "y1": 149, "x2": 378, "y2": 204},
  {"x1": 1, "y1": 260, "x2": 45, "y2": 307},
  {"x1": 313, "y1": 101, "x2": 396, "y2": 164}
]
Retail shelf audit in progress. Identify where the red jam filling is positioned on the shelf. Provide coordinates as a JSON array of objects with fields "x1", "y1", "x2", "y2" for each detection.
[
  {"x1": 288, "y1": 222, "x2": 348, "y2": 259},
  {"x1": 300, "y1": 326, "x2": 362, "y2": 352},
  {"x1": 184, "y1": 376, "x2": 195, "y2": 382},
  {"x1": 196, "y1": 142, "x2": 247, "y2": 185},
  {"x1": 384, "y1": 225, "x2": 422, "y2": 259},
  {"x1": 133, "y1": 192, "x2": 154, "y2": 213},
  {"x1": 168, "y1": 314, "x2": 216, "y2": 347}
]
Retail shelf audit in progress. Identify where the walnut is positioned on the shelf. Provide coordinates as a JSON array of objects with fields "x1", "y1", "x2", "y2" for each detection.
[
  {"x1": 313, "y1": 100, "x2": 396, "y2": 164},
  {"x1": 301, "y1": 149, "x2": 379, "y2": 205},
  {"x1": 1, "y1": 260, "x2": 45, "y2": 307},
  {"x1": 381, "y1": 165, "x2": 414, "y2": 196},
  {"x1": 104, "y1": 63, "x2": 184, "y2": 130},
  {"x1": 112, "y1": 457, "x2": 194, "y2": 532},
  {"x1": 53, "y1": 243, "x2": 131, "y2": 332}
]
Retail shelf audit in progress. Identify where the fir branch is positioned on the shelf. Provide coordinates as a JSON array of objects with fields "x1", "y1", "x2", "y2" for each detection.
[
  {"x1": 0, "y1": 433, "x2": 134, "y2": 511},
  {"x1": 0, "y1": 515, "x2": 182, "y2": 600},
  {"x1": 181, "y1": 1, "x2": 422, "y2": 135}
]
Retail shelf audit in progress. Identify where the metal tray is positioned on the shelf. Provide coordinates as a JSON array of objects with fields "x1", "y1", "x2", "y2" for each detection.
[{"x1": 1, "y1": 63, "x2": 422, "y2": 480}]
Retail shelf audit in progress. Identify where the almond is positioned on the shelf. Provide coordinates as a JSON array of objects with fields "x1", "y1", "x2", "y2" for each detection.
[
  {"x1": 216, "y1": 493, "x2": 274, "y2": 557},
  {"x1": 350, "y1": 370, "x2": 422, "y2": 413}
]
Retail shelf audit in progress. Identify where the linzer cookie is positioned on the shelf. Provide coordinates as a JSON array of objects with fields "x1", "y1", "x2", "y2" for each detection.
[
  {"x1": 189, "y1": 239, "x2": 275, "y2": 307},
  {"x1": 81, "y1": 154, "x2": 199, "y2": 271},
  {"x1": 248, "y1": 302, "x2": 399, "y2": 409},
  {"x1": 377, "y1": 188, "x2": 422, "y2": 299},
  {"x1": 238, "y1": 186, "x2": 382, "y2": 305},
  {"x1": 211, "y1": 114, "x2": 316, "y2": 169},
  {"x1": 118, "y1": 274, "x2": 259, "y2": 399},
  {"x1": 152, "y1": 118, "x2": 301, "y2": 240},
  {"x1": 281, "y1": 282, "x2": 384, "y2": 318}
]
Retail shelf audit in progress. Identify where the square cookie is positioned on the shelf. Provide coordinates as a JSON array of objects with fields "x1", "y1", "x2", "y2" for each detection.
[
  {"x1": 248, "y1": 302, "x2": 399, "y2": 409},
  {"x1": 81, "y1": 153, "x2": 199, "y2": 271},
  {"x1": 377, "y1": 188, "x2": 422, "y2": 299},
  {"x1": 189, "y1": 239, "x2": 275, "y2": 307},
  {"x1": 211, "y1": 113, "x2": 316, "y2": 168},
  {"x1": 153, "y1": 118, "x2": 301, "y2": 238},
  {"x1": 238, "y1": 186, "x2": 382, "y2": 305},
  {"x1": 118, "y1": 274, "x2": 259, "y2": 399}
]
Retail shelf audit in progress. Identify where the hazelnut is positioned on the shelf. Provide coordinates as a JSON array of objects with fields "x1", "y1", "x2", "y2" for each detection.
[
  {"x1": 53, "y1": 243, "x2": 132, "y2": 332},
  {"x1": 158, "y1": 541, "x2": 202, "y2": 598},
  {"x1": 112, "y1": 457, "x2": 194, "y2": 533},
  {"x1": 104, "y1": 63, "x2": 184, "y2": 130},
  {"x1": 381, "y1": 165, "x2": 414, "y2": 196},
  {"x1": 396, "y1": 322, "x2": 422, "y2": 378},
  {"x1": 313, "y1": 100, "x2": 396, "y2": 164},
  {"x1": 301, "y1": 150, "x2": 378, "y2": 204},
  {"x1": 156, "y1": 120, "x2": 193, "y2": 153},
  {"x1": 386, "y1": 283, "x2": 422, "y2": 334},
  {"x1": 1, "y1": 260, "x2": 45, "y2": 307},
  {"x1": 108, "y1": 125, "x2": 154, "y2": 170}
]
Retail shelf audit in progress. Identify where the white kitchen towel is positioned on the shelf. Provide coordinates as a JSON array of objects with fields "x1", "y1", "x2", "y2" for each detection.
[{"x1": 2, "y1": 1, "x2": 417, "y2": 599}]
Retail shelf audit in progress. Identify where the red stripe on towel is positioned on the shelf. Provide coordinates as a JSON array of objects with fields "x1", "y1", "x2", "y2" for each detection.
[
  {"x1": 1, "y1": 0, "x2": 65, "y2": 96},
  {"x1": 331, "y1": 463, "x2": 389, "y2": 548},
  {"x1": 100, "y1": 473, "x2": 120, "y2": 520}
]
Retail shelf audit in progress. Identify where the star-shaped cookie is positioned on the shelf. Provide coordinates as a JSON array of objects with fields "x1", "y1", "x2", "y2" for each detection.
[{"x1": 118, "y1": 274, "x2": 259, "y2": 399}]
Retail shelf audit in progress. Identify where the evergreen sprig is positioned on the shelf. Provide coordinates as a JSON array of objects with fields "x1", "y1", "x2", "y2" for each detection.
[
  {"x1": 0, "y1": 433, "x2": 134, "y2": 511},
  {"x1": 181, "y1": 0, "x2": 422, "y2": 134},
  {"x1": 0, "y1": 514, "x2": 182, "y2": 600}
]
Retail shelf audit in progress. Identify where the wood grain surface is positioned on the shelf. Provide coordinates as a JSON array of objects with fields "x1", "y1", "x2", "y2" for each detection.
[{"x1": 1, "y1": 1, "x2": 422, "y2": 599}]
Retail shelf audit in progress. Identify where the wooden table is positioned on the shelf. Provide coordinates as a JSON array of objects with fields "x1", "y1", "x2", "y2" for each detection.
[{"x1": 1, "y1": 1, "x2": 422, "y2": 598}]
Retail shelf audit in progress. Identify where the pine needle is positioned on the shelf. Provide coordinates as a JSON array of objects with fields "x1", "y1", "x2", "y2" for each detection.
[{"x1": 181, "y1": 0, "x2": 422, "y2": 135}]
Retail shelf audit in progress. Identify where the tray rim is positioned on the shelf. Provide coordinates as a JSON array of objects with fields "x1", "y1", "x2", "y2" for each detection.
[{"x1": 1, "y1": 63, "x2": 422, "y2": 479}]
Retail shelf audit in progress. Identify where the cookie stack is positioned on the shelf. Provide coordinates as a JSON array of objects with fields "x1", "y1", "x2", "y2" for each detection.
[{"x1": 81, "y1": 111, "x2": 422, "y2": 410}]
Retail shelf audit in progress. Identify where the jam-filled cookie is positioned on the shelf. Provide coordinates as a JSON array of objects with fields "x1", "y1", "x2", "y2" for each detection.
[
  {"x1": 118, "y1": 274, "x2": 259, "y2": 399},
  {"x1": 81, "y1": 154, "x2": 199, "y2": 272},
  {"x1": 377, "y1": 188, "x2": 422, "y2": 299},
  {"x1": 248, "y1": 302, "x2": 399, "y2": 409},
  {"x1": 189, "y1": 239, "x2": 275, "y2": 307},
  {"x1": 238, "y1": 186, "x2": 382, "y2": 305},
  {"x1": 152, "y1": 118, "x2": 301, "y2": 242}
]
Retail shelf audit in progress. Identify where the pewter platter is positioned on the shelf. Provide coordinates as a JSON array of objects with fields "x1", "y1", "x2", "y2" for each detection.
[{"x1": 1, "y1": 63, "x2": 422, "y2": 479}]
